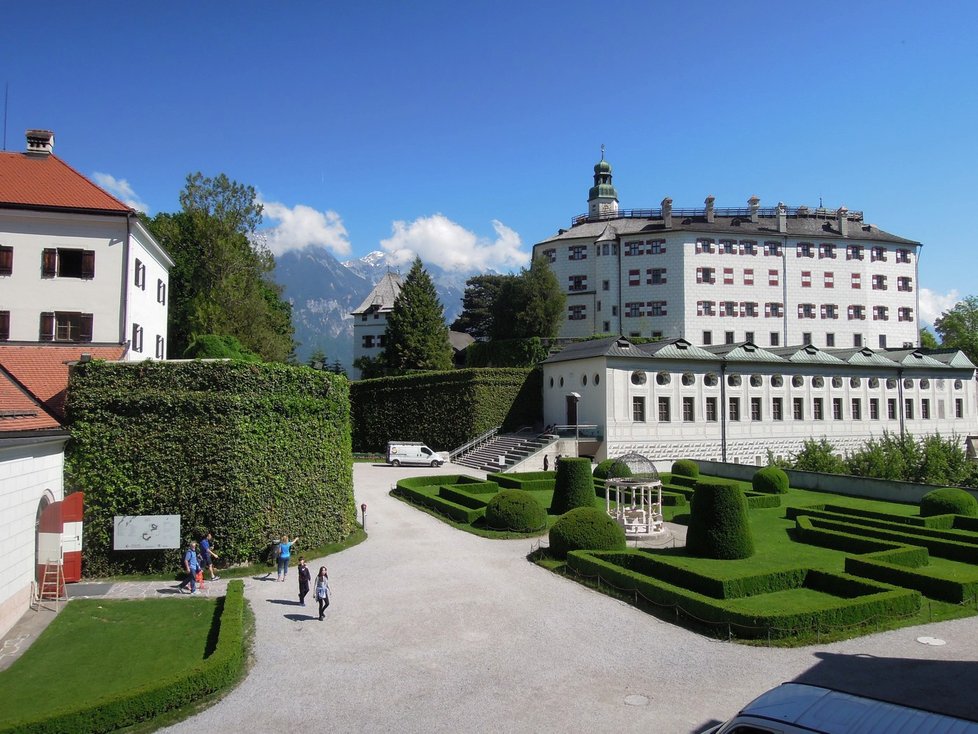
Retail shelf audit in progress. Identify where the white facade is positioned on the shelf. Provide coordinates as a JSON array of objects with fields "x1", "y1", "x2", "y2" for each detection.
[
  {"x1": 350, "y1": 271, "x2": 402, "y2": 379},
  {"x1": 534, "y1": 161, "x2": 920, "y2": 352},
  {"x1": 0, "y1": 436, "x2": 65, "y2": 639},
  {"x1": 542, "y1": 337, "x2": 978, "y2": 465}
]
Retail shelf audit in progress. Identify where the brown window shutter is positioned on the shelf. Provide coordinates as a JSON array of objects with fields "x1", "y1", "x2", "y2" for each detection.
[
  {"x1": 40, "y1": 312, "x2": 55, "y2": 340},
  {"x1": 0, "y1": 311, "x2": 9, "y2": 340},
  {"x1": 80, "y1": 314, "x2": 94, "y2": 342},
  {"x1": 42, "y1": 249, "x2": 57, "y2": 277},
  {"x1": 81, "y1": 250, "x2": 96, "y2": 279}
]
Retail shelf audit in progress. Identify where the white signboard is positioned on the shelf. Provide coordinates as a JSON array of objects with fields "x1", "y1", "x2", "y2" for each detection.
[{"x1": 113, "y1": 515, "x2": 181, "y2": 550}]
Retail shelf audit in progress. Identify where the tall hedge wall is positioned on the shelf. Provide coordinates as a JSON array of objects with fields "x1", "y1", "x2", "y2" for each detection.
[
  {"x1": 65, "y1": 360, "x2": 356, "y2": 576},
  {"x1": 350, "y1": 367, "x2": 541, "y2": 453}
]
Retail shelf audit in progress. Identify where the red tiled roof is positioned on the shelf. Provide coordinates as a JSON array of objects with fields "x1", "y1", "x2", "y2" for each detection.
[
  {"x1": 0, "y1": 151, "x2": 131, "y2": 213},
  {"x1": 0, "y1": 366, "x2": 61, "y2": 432},
  {"x1": 0, "y1": 344, "x2": 127, "y2": 418}
]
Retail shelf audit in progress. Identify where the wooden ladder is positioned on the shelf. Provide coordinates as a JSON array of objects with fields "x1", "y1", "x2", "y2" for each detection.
[{"x1": 36, "y1": 559, "x2": 65, "y2": 613}]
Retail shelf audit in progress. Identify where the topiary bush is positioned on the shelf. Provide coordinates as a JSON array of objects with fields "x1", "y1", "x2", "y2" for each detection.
[
  {"x1": 548, "y1": 507, "x2": 626, "y2": 560},
  {"x1": 920, "y1": 488, "x2": 978, "y2": 518},
  {"x1": 593, "y1": 458, "x2": 634, "y2": 481},
  {"x1": 752, "y1": 465, "x2": 790, "y2": 494},
  {"x1": 685, "y1": 482, "x2": 755, "y2": 559},
  {"x1": 485, "y1": 489, "x2": 547, "y2": 532},
  {"x1": 671, "y1": 459, "x2": 699, "y2": 478},
  {"x1": 549, "y1": 457, "x2": 596, "y2": 514}
]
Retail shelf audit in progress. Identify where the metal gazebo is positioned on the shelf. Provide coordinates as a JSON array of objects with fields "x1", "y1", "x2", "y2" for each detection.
[{"x1": 603, "y1": 453, "x2": 664, "y2": 536}]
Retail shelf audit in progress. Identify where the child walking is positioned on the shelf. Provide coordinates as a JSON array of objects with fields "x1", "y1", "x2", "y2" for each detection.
[{"x1": 314, "y1": 566, "x2": 330, "y2": 621}]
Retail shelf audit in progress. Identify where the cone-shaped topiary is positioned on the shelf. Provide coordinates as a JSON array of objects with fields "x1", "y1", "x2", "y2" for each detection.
[
  {"x1": 593, "y1": 458, "x2": 633, "y2": 481},
  {"x1": 671, "y1": 459, "x2": 699, "y2": 478},
  {"x1": 685, "y1": 482, "x2": 755, "y2": 559},
  {"x1": 752, "y1": 465, "x2": 790, "y2": 494},
  {"x1": 548, "y1": 506, "x2": 626, "y2": 560},
  {"x1": 920, "y1": 487, "x2": 978, "y2": 518},
  {"x1": 550, "y1": 457, "x2": 596, "y2": 514},
  {"x1": 485, "y1": 489, "x2": 548, "y2": 532}
]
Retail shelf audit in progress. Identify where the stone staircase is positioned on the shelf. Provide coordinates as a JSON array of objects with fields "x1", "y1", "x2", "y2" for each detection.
[{"x1": 453, "y1": 431, "x2": 556, "y2": 473}]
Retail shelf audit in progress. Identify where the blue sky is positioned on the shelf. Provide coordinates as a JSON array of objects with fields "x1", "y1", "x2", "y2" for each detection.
[{"x1": 4, "y1": 1, "x2": 977, "y2": 324}]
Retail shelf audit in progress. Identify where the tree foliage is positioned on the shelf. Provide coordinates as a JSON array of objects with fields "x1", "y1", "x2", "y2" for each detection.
[
  {"x1": 919, "y1": 328, "x2": 939, "y2": 349},
  {"x1": 451, "y1": 274, "x2": 508, "y2": 341},
  {"x1": 934, "y1": 295, "x2": 978, "y2": 366},
  {"x1": 147, "y1": 173, "x2": 295, "y2": 362},
  {"x1": 382, "y1": 257, "x2": 453, "y2": 373},
  {"x1": 491, "y1": 257, "x2": 565, "y2": 340},
  {"x1": 790, "y1": 438, "x2": 847, "y2": 474},
  {"x1": 183, "y1": 334, "x2": 260, "y2": 361}
]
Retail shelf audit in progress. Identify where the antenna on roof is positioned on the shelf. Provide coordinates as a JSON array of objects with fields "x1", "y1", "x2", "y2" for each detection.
[
  {"x1": 819, "y1": 195, "x2": 823, "y2": 208},
  {"x1": 600, "y1": 143, "x2": 605, "y2": 161}
]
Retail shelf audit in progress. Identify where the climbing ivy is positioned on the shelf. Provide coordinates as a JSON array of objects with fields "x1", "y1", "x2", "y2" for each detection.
[{"x1": 64, "y1": 360, "x2": 356, "y2": 576}]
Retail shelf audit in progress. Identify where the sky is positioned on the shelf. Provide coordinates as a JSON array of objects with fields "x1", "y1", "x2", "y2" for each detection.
[{"x1": 4, "y1": 1, "x2": 977, "y2": 326}]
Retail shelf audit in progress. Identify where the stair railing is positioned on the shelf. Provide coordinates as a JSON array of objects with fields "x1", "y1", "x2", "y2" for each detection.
[{"x1": 449, "y1": 426, "x2": 500, "y2": 462}]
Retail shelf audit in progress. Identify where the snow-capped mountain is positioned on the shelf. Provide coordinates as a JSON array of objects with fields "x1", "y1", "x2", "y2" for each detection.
[{"x1": 275, "y1": 248, "x2": 465, "y2": 369}]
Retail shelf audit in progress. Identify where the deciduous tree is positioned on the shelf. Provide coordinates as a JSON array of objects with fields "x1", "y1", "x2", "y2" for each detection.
[{"x1": 934, "y1": 296, "x2": 978, "y2": 366}]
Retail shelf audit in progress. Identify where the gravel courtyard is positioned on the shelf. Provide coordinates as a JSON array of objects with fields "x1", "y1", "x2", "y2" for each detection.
[{"x1": 163, "y1": 462, "x2": 978, "y2": 733}]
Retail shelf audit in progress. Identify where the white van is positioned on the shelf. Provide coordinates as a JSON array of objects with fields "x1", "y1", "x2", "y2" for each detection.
[
  {"x1": 708, "y1": 683, "x2": 978, "y2": 734},
  {"x1": 386, "y1": 441, "x2": 448, "y2": 467}
]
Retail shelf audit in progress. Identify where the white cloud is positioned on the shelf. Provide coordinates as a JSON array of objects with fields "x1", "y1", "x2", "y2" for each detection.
[
  {"x1": 91, "y1": 172, "x2": 149, "y2": 213},
  {"x1": 379, "y1": 214, "x2": 529, "y2": 273},
  {"x1": 259, "y1": 199, "x2": 352, "y2": 257},
  {"x1": 918, "y1": 287, "x2": 961, "y2": 326}
]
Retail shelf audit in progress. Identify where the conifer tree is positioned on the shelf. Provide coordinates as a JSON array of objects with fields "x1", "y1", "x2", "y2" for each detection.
[{"x1": 382, "y1": 257, "x2": 453, "y2": 373}]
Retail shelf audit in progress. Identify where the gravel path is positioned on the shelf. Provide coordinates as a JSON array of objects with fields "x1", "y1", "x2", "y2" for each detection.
[{"x1": 158, "y1": 463, "x2": 978, "y2": 733}]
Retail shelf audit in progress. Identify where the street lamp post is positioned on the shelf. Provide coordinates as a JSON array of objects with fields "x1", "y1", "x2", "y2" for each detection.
[{"x1": 569, "y1": 392, "x2": 581, "y2": 457}]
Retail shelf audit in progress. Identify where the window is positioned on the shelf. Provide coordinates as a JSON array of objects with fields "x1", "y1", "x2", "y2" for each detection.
[
  {"x1": 819, "y1": 243, "x2": 836, "y2": 259},
  {"x1": 770, "y1": 332, "x2": 780, "y2": 346},
  {"x1": 718, "y1": 267, "x2": 731, "y2": 285},
  {"x1": 801, "y1": 271, "x2": 812, "y2": 288},
  {"x1": 721, "y1": 240, "x2": 737, "y2": 255},
  {"x1": 824, "y1": 272, "x2": 834, "y2": 288},
  {"x1": 798, "y1": 303, "x2": 816, "y2": 319},
  {"x1": 742, "y1": 302, "x2": 758, "y2": 318},
  {"x1": 849, "y1": 398, "x2": 861, "y2": 420},
  {"x1": 0, "y1": 311, "x2": 8, "y2": 340},
  {"x1": 597, "y1": 300, "x2": 601, "y2": 312},
  {"x1": 41, "y1": 248, "x2": 95, "y2": 279},
  {"x1": 683, "y1": 397, "x2": 695, "y2": 422},
  {"x1": 696, "y1": 238, "x2": 716, "y2": 254},
  {"x1": 921, "y1": 399, "x2": 930, "y2": 420},
  {"x1": 568, "y1": 305, "x2": 587, "y2": 321},
  {"x1": 542, "y1": 248, "x2": 556, "y2": 263},
  {"x1": 896, "y1": 248, "x2": 912, "y2": 263},
  {"x1": 854, "y1": 333, "x2": 863, "y2": 347},
  {"x1": 729, "y1": 397, "x2": 740, "y2": 421},
  {"x1": 155, "y1": 335, "x2": 165, "y2": 359},
  {"x1": 797, "y1": 243, "x2": 814, "y2": 258},
  {"x1": 157, "y1": 279, "x2": 167, "y2": 305},
  {"x1": 956, "y1": 398, "x2": 964, "y2": 418},
  {"x1": 872, "y1": 274, "x2": 888, "y2": 291},
  {"x1": 568, "y1": 245, "x2": 587, "y2": 260},
  {"x1": 705, "y1": 397, "x2": 718, "y2": 421},
  {"x1": 879, "y1": 334, "x2": 887, "y2": 348},
  {"x1": 833, "y1": 398, "x2": 843, "y2": 420},
  {"x1": 602, "y1": 279, "x2": 610, "y2": 291},
  {"x1": 898, "y1": 307, "x2": 914, "y2": 322},
  {"x1": 628, "y1": 269, "x2": 640, "y2": 286},
  {"x1": 134, "y1": 258, "x2": 146, "y2": 289},
  {"x1": 632, "y1": 396, "x2": 646, "y2": 422},
  {"x1": 698, "y1": 301, "x2": 716, "y2": 316},
  {"x1": 846, "y1": 244, "x2": 864, "y2": 261},
  {"x1": 765, "y1": 302, "x2": 783, "y2": 318},
  {"x1": 821, "y1": 304, "x2": 838, "y2": 320},
  {"x1": 813, "y1": 398, "x2": 824, "y2": 420},
  {"x1": 870, "y1": 398, "x2": 879, "y2": 420},
  {"x1": 696, "y1": 267, "x2": 716, "y2": 284},
  {"x1": 39, "y1": 312, "x2": 93, "y2": 342},
  {"x1": 362, "y1": 335, "x2": 375, "y2": 348},
  {"x1": 725, "y1": 331, "x2": 735, "y2": 344},
  {"x1": 647, "y1": 301, "x2": 667, "y2": 317},
  {"x1": 603, "y1": 321, "x2": 610, "y2": 332},
  {"x1": 625, "y1": 241, "x2": 642, "y2": 256},
  {"x1": 625, "y1": 302, "x2": 643, "y2": 318},
  {"x1": 720, "y1": 301, "x2": 738, "y2": 318},
  {"x1": 793, "y1": 397, "x2": 804, "y2": 420},
  {"x1": 611, "y1": 305, "x2": 618, "y2": 316},
  {"x1": 568, "y1": 274, "x2": 588, "y2": 291},
  {"x1": 741, "y1": 240, "x2": 757, "y2": 255},
  {"x1": 658, "y1": 397, "x2": 671, "y2": 422},
  {"x1": 905, "y1": 398, "x2": 914, "y2": 420},
  {"x1": 745, "y1": 331, "x2": 755, "y2": 343},
  {"x1": 763, "y1": 241, "x2": 782, "y2": 256},
  {"x1": 873, "y1": 306, "x2": 889, "y2": 321},
  {"x1": 848, "y1": 305, "x2": 866, "y2": 320},
  {"x1": 851, "y1": 273, "x2": 861, "y2": 289},
  {"x1": 871, "y1": 246, "x2": 887, "y2": 262},
  {"x1": 131, "y1": 323, "x2": 144, "y2": 353},
  {"x1": 897, "y1": 276, "x2": 913, "y2": 292},
  {"x1": 802, "y1": 332, "x2": 812, "y2": 344},
  {"x1": 751, "y1": 397, "x2": 762, "y2": 421},
  {"x1": 702, "y1": 330, "x2": 713, "y2": 345},
  {"x1": 648, "y1": 240, "x2": 666, "y2": 254},
  {"x1": 0, "y1": 246, "x2": 11, "y2": 276},
  {"x1": 647, "y1": 268, "x2": 667, "y2": 285},
  {"x1": 741, "y1": 269, "x2": 754, "y2": 286},
  {"x1": 887, "y1": 398, "x2": 897, "y2": 419},
  {"x1": 825, "y1": 333, "x2": 835, "y2": 347}
]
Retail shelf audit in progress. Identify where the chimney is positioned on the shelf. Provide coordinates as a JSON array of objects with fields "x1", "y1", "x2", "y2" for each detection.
[
  {"x1": 837, "y1": 206, "x2": 849, "y2": 237},
  {"x1": 777, "y1": 202, "x2": 787, "y2": 233},
  {"x1": 748, "y1": 195, "x2": 760, "y2": 223},
  {"x1": 25, "y1": 129, "x2": 55, "y2": 155},
  {"x1": 704, "y1": 195, "x2": 715, "y2": 223},
  {"x1": 661, "y1": 197, "x2": 673, "y2": 228}
]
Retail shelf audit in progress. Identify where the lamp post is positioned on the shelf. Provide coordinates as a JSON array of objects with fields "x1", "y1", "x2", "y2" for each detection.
[
  {"x1": 361, "y1": 503, "x2": 367, "y2": 531},
  {"x1": 569, "y1": 392, "x2": 581, "y2": 457}
]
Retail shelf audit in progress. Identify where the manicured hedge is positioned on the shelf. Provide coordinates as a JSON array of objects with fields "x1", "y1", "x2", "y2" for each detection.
[
  {"x1": 801, "y1": 516, "x2": 978, "y2": 564},
  {"x1": 593, "y1": 458, "x2": 633, "y2": 481},
  {"x1": 745, "y1": 492, "x2": 782, "y2": 509},
  {"x1": 350, "y1": 368, "x2": 541, "y2": 453},
  {"x1": 2, "y1": 581, "x2": 247, "y2": 734},
  {"x1": 791, "y1": 507, "x2": 978, "y2": 546},
  {"x1": 65, "y1": 361, "x2": 356, "y2": 575},
  {"x1": 392, "y1": 483, "x2": 483, "y2": 524},
  {"x1": 752, "y1": 466, "x2": 789, "y2": 494},
  {"x1": 686, "y1": 483, "x2": 754, "y2": 560},
  {"x1": 489, "y1": 471, "x2": 555, "y2": 492},
  {"x1": 549, "y1": 507, "x2": 626, "y2": 560},
  {"x1": 439, "y1": 486, "x2": 492, "y2": 509},
  {"x1": 845, "y1": 548, "x2": 978, "y2": 604},
  {"x1": 921, "y1": 488, "x2": 978, "y2": 518},
  {"x1": 549, "y1": 458, "x2": 596, "y2": 514},
  {"x1": 671, "y1": 459, "x2": 699, "y2": 478},
  {"x1": 485, "y1": 490, "x2": 547, "y2": 532}
]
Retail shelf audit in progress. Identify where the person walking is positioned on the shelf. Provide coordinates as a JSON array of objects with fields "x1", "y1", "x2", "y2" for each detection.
[
  {"x1": 543, "y1": 455, "x2": 549, "y2": 471},
  {"x1": 276, "y1": 535, "x2": 299, "y2": 582},
  {"x1": 200, "y1": 532, "x2": 220, "y2": 581},
  {"x1": 177, "y1": 540, "x2": 201, "y2": 594},
  {"x1": 314, "y1": 566, "x2": 330, "y2": 620},
  {"x1": 297, "y1": 558, "x2": 311, "y2": 606}
]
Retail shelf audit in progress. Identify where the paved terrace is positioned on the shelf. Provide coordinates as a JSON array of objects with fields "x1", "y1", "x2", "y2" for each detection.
[{"x1": 5, "y1": 463, "x2": 978, "y2": 733}]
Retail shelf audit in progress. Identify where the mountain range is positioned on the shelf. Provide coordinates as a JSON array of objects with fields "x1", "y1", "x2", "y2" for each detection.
[{"x1": 273, "y1": 247, "x2": 466, "y2": 368}]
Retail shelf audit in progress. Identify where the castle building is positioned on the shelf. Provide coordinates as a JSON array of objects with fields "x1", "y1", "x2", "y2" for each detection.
[
  {"x1": 350, "y1": 271, "x2": 402, "y2": 379},
  {"x1": 532, "y1": 155, "x2": 920, "y2": 351}
]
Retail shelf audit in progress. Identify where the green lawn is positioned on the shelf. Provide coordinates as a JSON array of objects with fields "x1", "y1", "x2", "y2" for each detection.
[{"x1": 0, "y1": 598, "x2": 217, "y2": 726}]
